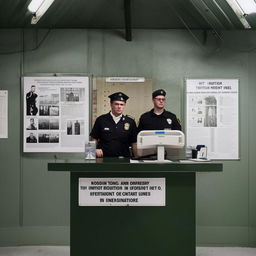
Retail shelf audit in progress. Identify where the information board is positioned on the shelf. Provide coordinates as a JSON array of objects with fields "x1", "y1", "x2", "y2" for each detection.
[
  {"x1": 186, "y1": 79, "x2": 239, "y2": 159},
  {"x1": 23, "y1": 76, "x2": 89, "y2": 152}
]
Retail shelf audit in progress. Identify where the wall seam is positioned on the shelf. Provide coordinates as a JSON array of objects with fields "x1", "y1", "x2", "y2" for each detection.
[{"x1": 19, "y1": 28, "x2": 25, "y2": 227}]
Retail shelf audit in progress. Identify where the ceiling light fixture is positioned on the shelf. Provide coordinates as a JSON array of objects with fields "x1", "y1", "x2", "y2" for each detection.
[
  {"x1": 28, "y1": 0, "x2": 55, "y2": 24},
  {"x1": 235, "y1": 0, "x2": 256, "y2": 15},
  {"x1": 225, "y1": 0, "x2": 253, "y2": 29}
]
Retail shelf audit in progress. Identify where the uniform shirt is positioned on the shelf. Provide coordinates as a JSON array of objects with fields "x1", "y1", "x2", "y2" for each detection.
[
  {"x1": 138, "y1": 109, "x2": 181, "y2": 132},
  {"x1": 90, "y1": 112, "x2": 137, "y2": 157},
  {"x1": 110, "y1": 112, "x2": 122, "y2": 124}
]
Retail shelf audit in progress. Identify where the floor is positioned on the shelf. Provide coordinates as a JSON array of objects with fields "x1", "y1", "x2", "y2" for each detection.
[{"x1": 0, "y1": 246, "x2": 255, "y2": 256}]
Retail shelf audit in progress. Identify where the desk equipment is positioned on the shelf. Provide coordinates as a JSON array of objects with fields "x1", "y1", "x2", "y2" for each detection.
[{"x1": 137, "y1": 130, "x2": 185, "y2": 161}]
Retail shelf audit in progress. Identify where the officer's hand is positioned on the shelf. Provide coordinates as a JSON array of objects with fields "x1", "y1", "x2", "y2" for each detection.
[{"x1": 96, "y1": 149, "x2": 103, "y2": 158}]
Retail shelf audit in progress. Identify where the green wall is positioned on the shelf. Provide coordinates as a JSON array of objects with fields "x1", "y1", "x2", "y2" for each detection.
[{"x1": 0, "y1": 29, "x2": 255, "y2": 246}]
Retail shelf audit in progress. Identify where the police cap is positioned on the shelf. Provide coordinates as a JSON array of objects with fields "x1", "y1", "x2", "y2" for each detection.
[
  {"x1": 108, "y1": 92, "x2": 129, "y2": 102},
  {"x1": 152, "y1": 89, "x2": 166, "y2": 98}
]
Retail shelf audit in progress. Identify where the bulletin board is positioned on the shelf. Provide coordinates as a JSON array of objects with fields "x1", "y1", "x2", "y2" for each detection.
[
  {"x1": 92, "y1": 77, "x2": 153, "y2": 124},
  {"x1": 185, "y1": 78, "x2": 239, "y2": 160},
  {"x1": 23, "y1": 75, "x2": 90, "y2": 152}
]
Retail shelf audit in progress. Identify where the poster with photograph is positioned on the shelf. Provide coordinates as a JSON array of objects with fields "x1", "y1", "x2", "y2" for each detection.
[
  {"x1": 23, "y1": 76, "x2": 89, "y2": 152},
  {"x1": 186, "y1": 79, "x2": 239, "y2": 159}
]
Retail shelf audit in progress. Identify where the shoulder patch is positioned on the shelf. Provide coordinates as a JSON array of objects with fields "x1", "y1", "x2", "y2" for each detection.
[{"x1": 126, "y1": 114, "x2": 135, "y2": 120}]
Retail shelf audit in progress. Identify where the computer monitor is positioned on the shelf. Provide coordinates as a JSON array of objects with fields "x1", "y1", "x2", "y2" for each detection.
[{"x1": 137, "y1": 130, "x2": 185, "y2": 162}]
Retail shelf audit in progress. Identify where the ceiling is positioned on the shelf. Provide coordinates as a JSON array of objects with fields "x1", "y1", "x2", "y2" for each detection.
[{"x1": 0, "y1": 0, "x2": 255, "y2": 30}]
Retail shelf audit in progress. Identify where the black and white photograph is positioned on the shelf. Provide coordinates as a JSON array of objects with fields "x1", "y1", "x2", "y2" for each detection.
[
  {"x1": 49, "y1": 133, "x2": 59, "y2": 143},
  {"x1": 26, "y1": 132, "x2": 37, "y2": 143},
  {"x1": 26, "y1": 117, "x2": 37, "y2": 130},
  {"x1": 26, "y1": 85, "x2": 38, "y2": 116},
  {"x1": 49, "y1": 106, "x2": 59, "y2": 116},
  {"x1": 38, "y1": 133, "x2": 50, "y2": 143},
  {"x1": 66, "y1": 120, "x2": 83, "y2": 135},
  {"x1": 204, "y1": 96, "x2": 217, "y2": 127},
  {"x1": 60, "y1": 88, "x2": 85, "y2": 102},
  {"x1": 39, "y1": 105, "x2": 50, "y2": 116},
  {"x1": 67, "y1": 120, "x2": 72, "y2": 135},
  {"x1": 38, "y1": 118, "x2": 50, "y2": 130},
  {"x1": 49, "y1": 119, "x2": 59, "y2": 130},
  {"x1": 39, "y1": 93, "x2": 59, "y2": 104}
]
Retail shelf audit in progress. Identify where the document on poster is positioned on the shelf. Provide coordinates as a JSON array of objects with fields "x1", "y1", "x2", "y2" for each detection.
[
  {"x1": 0, "y1": 90, "x2": 8, "y2": 138},
  {"x1": 186, "y1": 79, "x2": 239, "y2": 159},
  {"x1": 23, "y1": 76, "x2": 89, "y2": 152},
  {"x1": 79, "y1": 178, "x2": 166, "y2": 206}
]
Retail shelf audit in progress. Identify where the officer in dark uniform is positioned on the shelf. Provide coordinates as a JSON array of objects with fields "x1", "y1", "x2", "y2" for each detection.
[
  {"x1": 138, "y1": 89, "x2": 181, "y2": 132},
  {"x1": 90, "y1": 92, "x2": 137, "y2": 158}
]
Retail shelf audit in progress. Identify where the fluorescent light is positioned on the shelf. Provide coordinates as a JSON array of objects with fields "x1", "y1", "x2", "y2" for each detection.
[
  {"x1": 28, "y1": 0, "x2": 55, "y2": 24},
  {"x1": 225, "y1": 0, "x2": 252, "y2": 28},
  {"x1": 235, "y1": 0, "x2": 256, "y2": 15}
]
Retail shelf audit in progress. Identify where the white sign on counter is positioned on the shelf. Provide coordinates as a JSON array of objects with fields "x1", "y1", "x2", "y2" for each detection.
[{"x1": 79, "y1": 178, "x2": 165, "y2": 206}]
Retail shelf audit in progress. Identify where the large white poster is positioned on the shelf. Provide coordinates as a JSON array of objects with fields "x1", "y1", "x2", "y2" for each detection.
[
  {"x1": 0, "y1": 90, "x2": 8, "y2": 139},
  {"x1": 186, "y1": 79, "x2": 239, "y2": 160},
  {"x1": 23, "y1": 76, "x2": 89, "y2": 152}
]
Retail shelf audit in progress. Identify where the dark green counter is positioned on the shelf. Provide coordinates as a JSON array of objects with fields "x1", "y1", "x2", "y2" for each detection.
[
  {"x1": 48, "y1": 158, "x2": 222, "y2": 173},
  {"x1": 48, "y1": 158, "x2": 222, "y2": 256}
]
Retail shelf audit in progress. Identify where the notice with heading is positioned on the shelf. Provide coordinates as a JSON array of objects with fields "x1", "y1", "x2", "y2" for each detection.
[
  {"x1": 79, "y1": 178, "x2": 166, "y2": 206},
  {"x1": 186, "y1": 79, "x2": 239, "y2": 159},
  {"x1": 0, "y1": 90, "x2": 8, "y2": 138},
  {"x1": 23, "y1": 76, "x2": 89, "y2": 152}
]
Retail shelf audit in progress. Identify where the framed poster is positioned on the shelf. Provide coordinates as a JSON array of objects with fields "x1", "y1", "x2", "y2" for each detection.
[
  {"x1": 186, "y1": 79, "x2": 239, "y2": 160},
  {"x1": 0, "y1": 90, "x2": 8, "y2": 138},
  {"x1": 23, "y1": 76, "x2": 89, "y2": 152}
]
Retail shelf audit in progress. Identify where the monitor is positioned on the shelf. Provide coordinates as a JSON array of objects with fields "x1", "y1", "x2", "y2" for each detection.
[{"x1": 137, "y1": 130, "x2": 185, "y2": 162}]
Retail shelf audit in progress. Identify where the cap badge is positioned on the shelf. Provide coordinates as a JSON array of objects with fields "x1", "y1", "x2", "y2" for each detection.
[
  {"x1": 124, "y1": 123, "x2": 130, "y2": 130},
  {"x1": 167, "y1": 118, "x2": 172, "y2": 124}
]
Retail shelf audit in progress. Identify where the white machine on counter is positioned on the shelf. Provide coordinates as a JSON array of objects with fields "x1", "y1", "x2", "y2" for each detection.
[{"x1": 137, "y1": 130, "x2": 185, "y2": 162}]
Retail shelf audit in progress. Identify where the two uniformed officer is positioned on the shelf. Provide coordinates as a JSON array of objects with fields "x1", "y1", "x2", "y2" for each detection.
[
  {"x1": 138, "y1": 89, "x2": 181, "y2": 132},
  {"x1": 90, "y1": 92, "x2": 137, "y2": 158}
]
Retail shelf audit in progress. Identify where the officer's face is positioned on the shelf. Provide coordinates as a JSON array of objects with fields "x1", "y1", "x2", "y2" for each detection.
[
  {"x1": 31, "y1": 86, "x2": 36, "y2": 92},
  {"x1": 111, "y1": 101, "x2": 125, "y2": 116},
  {"x1": 153, "y1": 96, "x2": 166, "y2": 109}
]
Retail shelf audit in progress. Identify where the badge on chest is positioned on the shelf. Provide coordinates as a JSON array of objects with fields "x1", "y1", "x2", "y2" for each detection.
[
  {"x1": 124, "y1": 122, "x2": 130, "y2": 130},
  {"x1": 166, "y1": 118, "x2": 172, "y2": 125}
]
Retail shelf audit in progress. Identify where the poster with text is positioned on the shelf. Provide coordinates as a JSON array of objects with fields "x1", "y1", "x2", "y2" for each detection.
[
  {"x1": 0, "y1": 90, "x2": 8, "y2": 138},
  {"x1": 23, "y1": 76, "x2": 89, "y2": 152},
  {"x1": 186, "y1": 79, "x2": 239, "y2": 159}
]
